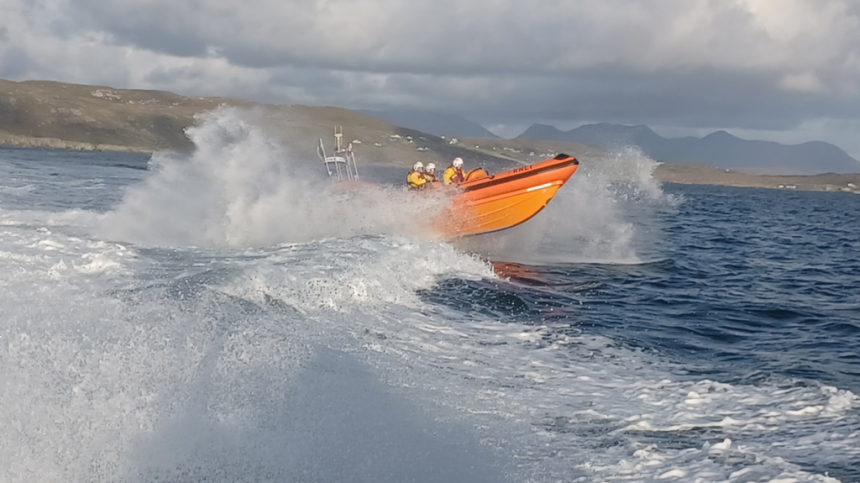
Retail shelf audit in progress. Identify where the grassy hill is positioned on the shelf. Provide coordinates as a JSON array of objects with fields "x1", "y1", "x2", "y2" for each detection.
[
  {"x1": 0, "y1": 79, "x2": 237, "y2": 152},
  {"x1": 0, "y1": 79, "x2": 597, "y2": 174},
  {"x1": 2, "y1": 78, "x2": 857, "y2": 193}
]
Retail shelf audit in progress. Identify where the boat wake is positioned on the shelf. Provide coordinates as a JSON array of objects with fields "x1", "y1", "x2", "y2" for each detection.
[
  {"x1": 0, "y1": 133, "x2": 858, "y2": 483},
  {"x1": 457, "y1": 147, "x2": 679, "y2": 265},
  {"x1": 98, "y1": 108, "x2": 449, "y2": 248},
  {"x1": 100, "y1": 108, "x2": 672, "y2": 269}
]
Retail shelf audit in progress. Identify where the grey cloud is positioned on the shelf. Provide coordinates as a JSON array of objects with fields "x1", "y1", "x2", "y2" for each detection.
[
  {"x1": 57, "y1": 0, "x2": 860, "y2": 144},
  {"x1": 488, "y1": 70, "x2": 860, "y2": 129},
  {"x1": 68, "y1": 4, "x2": 210, "y2": 58},
  {"x1": 136, "y1": 63, "x2": 281, "y2": 103},
  {"x1": 269, "y1": 67, "x2": 349, "y2": 95},
  {"x1": 64, "y1": 0, "x2": 860, "y2": 82},
  {"x1": 0, "y1": 47, "x2": 36, "y2": 79},
  {"x1": 143, "y1": 65, "x2": 209, "y2": 85},
  {"x1": 308, "y1": 67, "x2": 859, "y2": 132},
  {"x1": 3, "y1": 0, "x2": 860, "y2": 157},
  {"x1": 203, "y1": 60, "x2": 860, "y2": 135}
]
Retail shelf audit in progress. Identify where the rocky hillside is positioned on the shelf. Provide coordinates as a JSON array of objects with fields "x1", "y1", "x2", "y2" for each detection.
[
  {"x1": 0, "y1": 79, "x2": 599, "y2": 173},
  {"x1": 0, "y1": 79, "x2": 240, "y2": 152},
  {"x1": 6, "y1": 78, "x2": 856, "y2": 193}
]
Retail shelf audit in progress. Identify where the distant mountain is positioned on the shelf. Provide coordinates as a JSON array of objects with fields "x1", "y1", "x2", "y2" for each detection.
[
  {"x1": 360, "y1": 109, "x2": 498, "y2": 139},
  {"x1": 518, "y1": 123, "x2": 860, "y2": 174}
]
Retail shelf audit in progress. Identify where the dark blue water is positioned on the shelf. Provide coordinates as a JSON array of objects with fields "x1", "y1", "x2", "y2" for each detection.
[
  {"x1": 421, "y1": 184, "x2": 860, "y2": 481},
  {"x1": 430, "y1": 184, "x2": 860, "y2": 393}
]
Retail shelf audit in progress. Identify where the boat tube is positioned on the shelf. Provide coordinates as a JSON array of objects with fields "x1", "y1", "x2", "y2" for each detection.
[
  {"x1": 434, "y1": 154, "x2": 579, "y2": 238},
  {"x1": 316, "y1": 131, "x2": 579, "y2": 239}
]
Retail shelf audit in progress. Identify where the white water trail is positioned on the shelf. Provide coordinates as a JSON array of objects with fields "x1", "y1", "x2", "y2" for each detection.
[
  {"x1": 0, "y1": 219, "x2": 501, "y2": 483},
  {"x1": 459, "y1": 147, "x2": 680, "y2": 265},
  {"x1": 1, "y1": 141, "x2": 857, "y2": 483},
  {"x1": 99, "y1": 108, "x2": 677, "y2": 267},
  {"x1": 99, "y1": 107, "x2": 447, "y2": 248}
]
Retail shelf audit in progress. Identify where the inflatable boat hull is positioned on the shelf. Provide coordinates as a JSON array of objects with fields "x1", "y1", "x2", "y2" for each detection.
[{"x1": 436, "y1": 154, "x2": 579, "y2": 238}]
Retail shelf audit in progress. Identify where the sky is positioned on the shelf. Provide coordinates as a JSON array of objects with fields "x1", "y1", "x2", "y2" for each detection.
[{"x1": 1, "y1": 0, "x2": 860, "y2": 158}]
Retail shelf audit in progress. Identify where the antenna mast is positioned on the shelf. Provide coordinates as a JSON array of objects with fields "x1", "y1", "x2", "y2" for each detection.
[{"x1": 317, "y1": 125, "x2": 359, "y2": 182}]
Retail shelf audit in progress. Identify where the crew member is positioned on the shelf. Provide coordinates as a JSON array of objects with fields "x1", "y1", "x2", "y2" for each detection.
[
  {"x1": 443, "y1": 157, "x2": 465, "y2": 185},
  {"x1": 407, "y1": 162, "x2": 427, "y2": 189},
  {"x1": 424, "y1": 163, "x2": 438, "y2": 183}
]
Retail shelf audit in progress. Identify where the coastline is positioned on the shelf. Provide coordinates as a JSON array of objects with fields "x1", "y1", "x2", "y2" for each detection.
[
  {"x1": 0, "y1": 131, "x2": 152, "y2": 153},
  {"x1": 2, "y1": 78, "x2": 858, "y2": 194},
  {"x1": 653, "y1": 162, "x2": 860, "y2": 194},
  {"x1": 3, "y1": 141, "x2": 858, "y2": 195}
]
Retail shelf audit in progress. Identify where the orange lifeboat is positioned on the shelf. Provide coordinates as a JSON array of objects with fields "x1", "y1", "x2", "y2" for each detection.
[{"x1": 433, "y1": 154, "x2": 579, "y2": 238}]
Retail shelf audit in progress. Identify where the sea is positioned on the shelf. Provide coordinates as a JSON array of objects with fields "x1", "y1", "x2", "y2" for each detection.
[{"x1": 1, "y1": 109, "x2": 858, "y2": 483}]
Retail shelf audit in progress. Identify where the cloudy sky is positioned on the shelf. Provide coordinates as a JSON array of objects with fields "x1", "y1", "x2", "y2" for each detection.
[{"x1": 2, "y1": 0, "x2": 860, "y2": 157}]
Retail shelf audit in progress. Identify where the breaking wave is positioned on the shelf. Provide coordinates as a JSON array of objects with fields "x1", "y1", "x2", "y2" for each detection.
[
  {"x1": 99, "y1": 108, "x2": 673, "y2": 267},
  {"x1": 99, "y1": 108, "x2": 447, "y2": 248},
  {"x1": 0, "y1": 114, "x2": 858, "y2": 483},
  {"x1": 457, "y1": 147, "x2": 680, "y2": 265}
]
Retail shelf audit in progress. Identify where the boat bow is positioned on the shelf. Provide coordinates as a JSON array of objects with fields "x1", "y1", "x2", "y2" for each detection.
[{"x1": 434, "y1": 154, "x2": 579, "y2": 238}]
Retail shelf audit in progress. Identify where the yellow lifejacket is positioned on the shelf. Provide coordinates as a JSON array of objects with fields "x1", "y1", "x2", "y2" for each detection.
[
  {"x1": 407, "y1": 170, "x2": 427, "y2": 189},
  {"x1": 443, "y1": 166, "x2": 464, "y2": 185}
]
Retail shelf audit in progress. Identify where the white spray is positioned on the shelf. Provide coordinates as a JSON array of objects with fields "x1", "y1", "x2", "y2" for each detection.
[
  {"x1": 99, "y1": 108, "x2": 446, "y2": 248},
  {"x1": 458, "y1": 147, "x2": 678, "y2": 265}
]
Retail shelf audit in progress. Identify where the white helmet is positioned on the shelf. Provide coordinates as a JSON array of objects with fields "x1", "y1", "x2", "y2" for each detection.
[
  {"x1": 413, "y1": 161, "x2": 424, "y2": 171},
  {"x1": 426, "y1": 163, "x2": 436, "y2": 172},
  {"x1": 452, "y1": 157, "x2": 463, "y2": 168}
]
